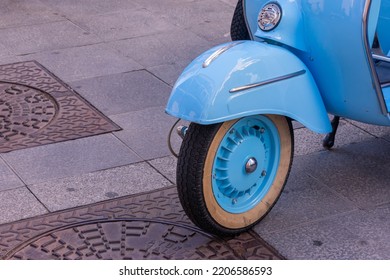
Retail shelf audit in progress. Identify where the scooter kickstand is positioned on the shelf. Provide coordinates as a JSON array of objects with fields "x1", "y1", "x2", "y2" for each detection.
[{"x1": 322, "y1": 116, "x2": 340, "y2": 149}]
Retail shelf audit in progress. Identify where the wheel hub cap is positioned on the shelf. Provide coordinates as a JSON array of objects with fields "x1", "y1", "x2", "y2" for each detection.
[
  {"x1": 212, "y1": 116, "x2": 281, "y2": 214},
  {"x1": 245, "y1": 157, "x2": 258, "y2": 174}
]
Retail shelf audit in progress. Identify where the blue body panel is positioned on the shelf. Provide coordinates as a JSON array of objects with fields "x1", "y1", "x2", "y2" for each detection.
[
  {"x1": 166, "y1": 0, "x2": 390, "y2": 133},
  {"x1": 243, "y1": 0, "x2": 390, "y2": 126},
  {"x1": 378, "y1": 0, "x2": 390, "y2": 54},
  {"x1": 298, "y1": 1, "x2": 390, "y2": 125},
  {"x1": 166, "y1": 41, "x2": 331, "y2": 133},
  {"x1": 244, "y1": 0, "x2": 307, "y2": 51}
]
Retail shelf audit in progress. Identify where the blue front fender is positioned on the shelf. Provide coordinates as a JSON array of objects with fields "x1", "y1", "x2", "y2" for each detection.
[{"x1": 165, "y1": 41, "x2": 331, "y2": 134}]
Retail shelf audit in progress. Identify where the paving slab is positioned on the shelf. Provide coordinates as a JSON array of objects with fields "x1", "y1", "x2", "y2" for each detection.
[
  {"x1": 0, "y1": 0, "x2": 62, "y2": 29},
  {"x1": 257, "y1": 214, "x2": 386, "y2": 260},
  {"x1": 294, "y1": 119, "x2": 376, "y2": 156},
  {"x1": 0, "y1": 21, "x2": 101, "y2": 55},
  {"x1": 0, "y1": 157, "x2": 24, "y2": 191},
  {"x1": 0, "y1": 44, "x2": 11, "y2": 58},
  {"x1": 110, "y1": 30, "x2": 213, "y2": 68},
  {"x1": 0, "y1": 56, "x2": 22, "y2": 65},
  {"x1": 257, "y1": 203, "x2": 390, "y2": 260},
  {"x1": 133, "y1": 0, "x2": 233, "y2": 42},
  {"x1": 38, "y1": 0, "x2": 142, "y2": 17},
  {"x1": 254, "y1": 165, "x2": 357, "y2": 234},
  {"x1": 348, "y1": 120, "x2": 390, "y2": 140},
  {"x1": 70, "y1": 71, "x2": 171, "y2": 116},
  {"x1": 23, "y1": 43, "x2": 142, "y2": 82},
  {"x1": 133, "y1": 0, "x2": 201, "y2": 10},
  {"x1": 147, "y1": 60, "x2": 189, "y2": 86},
  {"x1": 111, "y1": 107, "x2": 183, "y2": 160},
  {"x1": 299, "y1": 139, "x2": 390, "y2": 209},
  {"x1": 0, "y1": 187, "x2": 47, "y2": 225},
  {"x1": 254, "y1": 137, "x2": 390, "y2": 259},
  {"x1": 2, "y1": 134, "x2": 141, "y2": 185},
  {"x1": 28, "y1": 162, "x2": 172, "y2": 212},
  {"x1": 218, "y1": 0, "x2": 238, "y2": 7},
  {"x1": 148, "y1": 156, "x2": 177, "y2": 184},
  {"x1": 169, "y1": 0, "x2": 233, "y2": 42},
  {"x1": 73, "y1": 9, "x2": 178, "y2": 42}
]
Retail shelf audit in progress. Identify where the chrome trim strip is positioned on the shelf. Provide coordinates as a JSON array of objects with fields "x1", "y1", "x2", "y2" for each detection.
[
  {"x1": 382, "y1": 82, "x2": 390, "y2": 88},
  {"x1": 372, "y1": 54, "x2": 390, "y2": 63},
  {"x1": 242, "y1": 0, "x2": 254, "y2": 40},
  {"x1": 202, "y1": 41, "x2": 244, "y2": 68},
  {"x1": 363, "y1": 0, "x2": 388, "y2": 114},
  {"x1": 229, "y1": 69, "x2": 306, "y2": 93}
]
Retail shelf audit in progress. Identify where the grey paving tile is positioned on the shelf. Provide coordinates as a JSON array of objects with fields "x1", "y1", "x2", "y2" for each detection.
[
  {"x1": 109, "y1": 36, "x2": 181, "y2": 69},
  {"x1": 188, "y1": 21, "x2": 232, "y2": 43},
  {"x1": 252, "y1": 137, "x2": 390, "y2": 259},
  {"x1": 301, "y1": 139, "x2": 390, "y2": 209},
  {"x1": 24, "y1": 43, "x2": 142, "y2": 82},
  {"x1": 292, "y1": 121, "x2": 305, "y2": 130},
  {"x1": 134, "y1": 0, "x2": 232, "y2": 27},
  {"x1": 110, "y1": 30, "x2": 213, "y2": 68},
  {"x1": 0, "y1": 157, "x2": 25, "y2": 191},
  {"x1": 348, "y1": 120, "x2": 390, "y2": 140},
  {"x1": 0, "y1": 55, "x2": 22, "y2": 65},
  {"x1": 254, "y1": 158, "x2": 357, "y2": 235},
  {"x1": 39, "y1": 0, "x2": 142, "y2": 17},
  {"x1": 133, "y1": 0, "x2": 201, "y2": 10},
  {"x1": 73, "y1": 9, "x2": 177, "y2": 42},
  {"x1": 0, "y1": 187, "x2": 48, "y2": 225},
  {"x1": 258, "y1": 213, "x2": 385, "y2": 260},
  {"x1": 70, "y1": 71, "x2": 171, "y2": 116},
  {"x1": 294, "y1": 119, "x2": 376, "y2": 156},
  {"x1": 148, "y1": 156, "x2": 177, "y2": 184},
  {"x1": 218, "y1": 0, "x2": 238, "y2": 7},
  {"x1": 0, "y1": 44, "x2": 11, "y2": 57},
  {"x1": 258, "y1": 203, "x2": 390, "y2": 259},
  {"x1": 2, "y1": 134, "x2": 141, "y2": 185},
  {"x1": 111, "y1": 107, "x2": 183, "y2": 160},
  {"x1": 134, "y1": 0, "x2": 233, "y2": 42},
  {"x1": 147, "y1": 61, "x2": 189, "y2": 86},
  {"x1": 0, "y1": 21, "x2": 101, "y2": 55},
  {"x1": 29, "y1": 162, "x2": 172, "y2": 212},
  {"x1": 0, "y1": 0, "x2": 63, "y2": 29}
]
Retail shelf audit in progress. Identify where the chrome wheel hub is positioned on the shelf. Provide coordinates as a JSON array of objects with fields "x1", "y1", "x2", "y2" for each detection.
[{"x1": 245, "y1": 157, "x2": 258, "y2": 174}]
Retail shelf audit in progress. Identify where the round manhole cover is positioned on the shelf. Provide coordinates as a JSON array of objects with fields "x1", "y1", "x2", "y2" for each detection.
[
  {"x1": 8, "y1": 220, "x2": 239, "y2": 260},
  {"x1": 0, "y1": 83, "x2": 57, "y2": 142}
]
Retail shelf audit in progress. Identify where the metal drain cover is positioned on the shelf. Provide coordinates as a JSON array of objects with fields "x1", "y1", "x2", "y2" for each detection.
[
  {"x1": 0, "y1": 61, "x2": 120, "y2": 152},
  {"x1": 0, "y1": 187, "x2": 283, "y2": 260}
]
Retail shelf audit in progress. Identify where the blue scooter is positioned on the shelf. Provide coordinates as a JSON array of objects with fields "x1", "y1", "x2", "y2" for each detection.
[{"x1": 166, "y1": 0, "x2": 390, "y2": 235}]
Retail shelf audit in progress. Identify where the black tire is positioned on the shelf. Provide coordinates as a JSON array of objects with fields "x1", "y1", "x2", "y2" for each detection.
[
  {"x1": 230, "y1": 0, "x2": 251, "y2": 41},
  {"x1": 176, "y1": 115, "x2": 294, "y2": 236}
]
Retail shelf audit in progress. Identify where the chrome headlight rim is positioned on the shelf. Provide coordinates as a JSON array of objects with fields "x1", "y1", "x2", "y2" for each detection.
[{"x1": 258, "y1": 2, "x2": 282, "y2": 32}]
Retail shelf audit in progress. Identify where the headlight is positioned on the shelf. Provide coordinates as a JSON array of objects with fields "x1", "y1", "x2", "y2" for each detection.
[{"x1": 258, "y1": 2, "x2": 282, "y2": 31}]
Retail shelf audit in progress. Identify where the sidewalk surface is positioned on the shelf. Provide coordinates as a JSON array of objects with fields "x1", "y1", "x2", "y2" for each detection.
[{"x1": 1, "y1": 0, "x2": 390, "y2": 259}]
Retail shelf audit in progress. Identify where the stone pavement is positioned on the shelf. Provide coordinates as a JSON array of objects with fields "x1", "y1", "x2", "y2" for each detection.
[{"x1": 1, "y1": 0, "x2": 390, "y2": 259}]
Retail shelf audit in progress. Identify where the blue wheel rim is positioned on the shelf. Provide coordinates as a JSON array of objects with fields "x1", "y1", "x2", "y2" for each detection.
[{"x1": 212, "y1": 115, "x2": 281, "y2": 214}]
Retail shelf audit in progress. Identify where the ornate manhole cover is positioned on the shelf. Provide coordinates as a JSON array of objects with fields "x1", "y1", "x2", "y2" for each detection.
[
  {"x1": 10, "y1": 220, "x2": 241, "y2": 260},
  {"x1": 0, "y1": 61, "x2": 120, "y2": 153},
  {"x1": 0, "y1": 187, "x2": 283, "y2": 260}
]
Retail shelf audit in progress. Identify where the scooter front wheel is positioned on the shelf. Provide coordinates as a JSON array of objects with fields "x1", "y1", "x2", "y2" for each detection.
[{"x1": 177, "y1": 115, "x2": 294, "y2": 236}]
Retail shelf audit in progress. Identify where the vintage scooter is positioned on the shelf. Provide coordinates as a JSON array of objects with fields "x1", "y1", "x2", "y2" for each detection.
[{"x1": 165, "y1": 0, "x2": 390, "y2": 236}]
